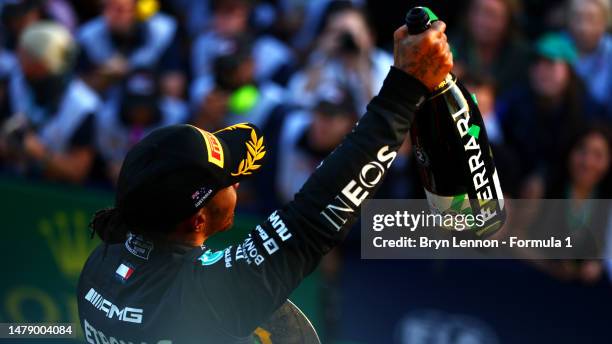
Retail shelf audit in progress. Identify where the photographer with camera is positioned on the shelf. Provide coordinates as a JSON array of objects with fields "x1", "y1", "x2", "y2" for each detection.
[
  {"x1": 0, "y1": 22, "x2": 102, "y2": 183},
  {"x1": 287, "y1": 1, "x2": 392, "y2": 113}
]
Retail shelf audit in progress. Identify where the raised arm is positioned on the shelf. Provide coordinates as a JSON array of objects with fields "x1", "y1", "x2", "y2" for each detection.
[{"x1": 193, "y1": 21, "x2": 452, "y2": 336}]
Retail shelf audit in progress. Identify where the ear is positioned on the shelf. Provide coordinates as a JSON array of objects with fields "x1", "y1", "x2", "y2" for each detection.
[{"x1": 191, "y1": 207, "x2": 207, "y2": 233}]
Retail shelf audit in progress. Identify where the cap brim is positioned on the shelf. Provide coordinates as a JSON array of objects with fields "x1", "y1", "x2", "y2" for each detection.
[{"x1": 214, "y1": 122, "x2": 267, "y2": 185}]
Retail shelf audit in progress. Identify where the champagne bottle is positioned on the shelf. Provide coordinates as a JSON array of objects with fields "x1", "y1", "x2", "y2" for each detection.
[{"x1": 406, "y1": 7, "x2": 506, "y2": 237}]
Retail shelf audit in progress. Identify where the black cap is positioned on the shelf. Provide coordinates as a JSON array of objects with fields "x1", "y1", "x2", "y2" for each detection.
[{"x1": 116, "y1": 123, "x2": 266, "y2": 231}]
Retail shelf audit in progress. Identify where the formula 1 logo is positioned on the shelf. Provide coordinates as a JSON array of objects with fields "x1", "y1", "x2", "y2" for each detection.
[{"x1": 198, "y1": 249, "x2": 224, "y2": 266}]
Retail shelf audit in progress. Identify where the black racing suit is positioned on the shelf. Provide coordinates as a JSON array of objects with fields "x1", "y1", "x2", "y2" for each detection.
[{"x1": 77, "y1": 67, "x2": 428, "y2": 344}]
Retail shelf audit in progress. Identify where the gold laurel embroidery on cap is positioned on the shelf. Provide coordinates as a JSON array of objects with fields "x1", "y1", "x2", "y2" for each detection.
[
  {"x1": 214, "y1": 122, "x2": 252, "y2": 133},
  {"x1": 215, "y1": 123, "x2": 266, "y2": 176}
]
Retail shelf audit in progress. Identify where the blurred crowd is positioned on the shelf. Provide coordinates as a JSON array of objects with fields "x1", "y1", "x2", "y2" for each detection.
[
  {"x1": 0, "y1": 1, "x2": 610, "y2": 340},
  {"x1": 0, "y1": 0, "x2": 610, "y2": 197},
  {"x1": 0, "y1": 0, "x2": 611, "y2": 274}
]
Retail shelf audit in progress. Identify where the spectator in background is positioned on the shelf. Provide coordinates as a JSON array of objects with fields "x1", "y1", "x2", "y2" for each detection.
[
  {"x1": 166, "y1": 0, "x2": 212, "y2": 37},
  {"x1": 77, "y1": 0, "x2": 185, "y2": 99},
  {"x1": 96, "y1": 69, "x2": 189, "y2": 183},
  {"x1": 274, "y1": 0, "x2": 313, "y2": 51},
  {"x1": 0, "y1": 0, "x2": 79, "y2": 44},
  {"x1": 547, "y1": 124, "x2": 611, "y2": 199},
  {"x1": 535, "y1": 124, "x2": 611, "y2": 284},
  {"x1": 287, "y1": 1, "x2": 391, "y2": 113},
  {"x1": 280, "y1": 0, "x2": 364, "y2": 52},
  {"x1": 566, "y1": 0, "x2": 612, "y2": 119},
  {"x1": 450, "y1": 0, "x2": 529, "y2": 94},
  {"x1": 0, "y1": 22, "x2": 101, "y2": 183},
  {"x1": 498, "y1": 34, "x2": 595, "y2": 198},
  {"x1": 191, "y1": 0, "x2": 294, "y2": 85},
  {"x1": 191, "y1": 35, "x2": 285, "y2": 131},
  {"x1": 276, "y1": 83, "x2": 357, "y2": 203}
]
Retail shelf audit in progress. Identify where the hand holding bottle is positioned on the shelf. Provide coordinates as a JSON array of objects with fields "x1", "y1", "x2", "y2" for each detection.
[{"x1": 393, "y1": 20, "x2": 453, "y2": 91}]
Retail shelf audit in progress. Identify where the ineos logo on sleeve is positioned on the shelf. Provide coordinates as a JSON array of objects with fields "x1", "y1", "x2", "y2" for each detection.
[
  {"x1": 359, "y1": 161, "x2": 385, "y2": 188},
  {"x1": 321, "y1": 146, "x2": 397, "y2": 231}
]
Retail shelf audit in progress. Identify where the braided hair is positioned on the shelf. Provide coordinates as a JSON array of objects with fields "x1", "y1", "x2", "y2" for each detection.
[{"x1": 89, "y1": 208, "x2": 131, "y2": 244}]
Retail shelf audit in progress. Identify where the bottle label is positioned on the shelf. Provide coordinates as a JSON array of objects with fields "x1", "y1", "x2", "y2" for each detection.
[
  {"x1": 413, "y1": 73, "x2": 506, "y2": 237},
  {"x1": 431, "y1": 74, "x2": 455, "y2": 98},
  {"x1": 425, "y1": 186, "x2": 504, "y2": 235},
  {"x1": 425, "y1": 190, "x2": 471, "y2": 217},
  {"x1": 424, "y1": 190, "x2": 477, "y2": 232},
  {"x1": 445, "y1": 84, "x2": 504, "y2": 211}
]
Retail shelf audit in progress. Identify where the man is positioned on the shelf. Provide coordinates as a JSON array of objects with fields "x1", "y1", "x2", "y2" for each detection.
[
  {"x1": 276, "y1": 82, "x2": 358, "y2": 204},
  {"x1": 287, "y1": 2, "x2": 393, "y2": 113},
  {"x1": 1, "y1": 22, "x2": 101, "y2": 183},
  {"x1": 78, "y1": 19, "x2": 452, "y2": 343},
  {"x1": 77, "y1": 0, "x2": 184, "y2": 98},
  {"x1": 566, "y1": 0, "x2": 612, "y2": 119}
]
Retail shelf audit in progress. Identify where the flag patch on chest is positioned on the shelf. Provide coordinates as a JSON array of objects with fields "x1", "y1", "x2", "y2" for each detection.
[{"x1": 116, "y1": 263, "x2": 134, "y2": 281}]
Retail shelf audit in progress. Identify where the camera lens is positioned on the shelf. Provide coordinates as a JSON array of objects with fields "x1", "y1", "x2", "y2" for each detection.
[{"x1": 338, "y1": 31, "x2": 360, "y2": 55}]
